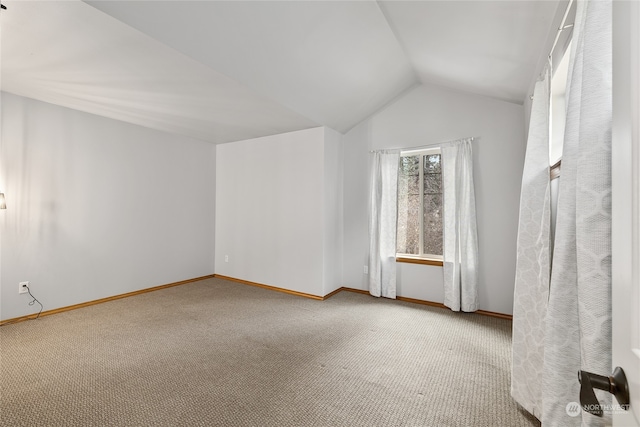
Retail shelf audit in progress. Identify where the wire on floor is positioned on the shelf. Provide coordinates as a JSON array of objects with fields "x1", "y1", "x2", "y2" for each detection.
[{"x1": 26, "y1": 286, "x2": 43, "y2": 319}]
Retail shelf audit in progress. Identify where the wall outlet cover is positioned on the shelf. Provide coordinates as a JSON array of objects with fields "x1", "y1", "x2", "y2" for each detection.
[{"x1": 19, "y1": 282, "x2": 29, "y2": 294}]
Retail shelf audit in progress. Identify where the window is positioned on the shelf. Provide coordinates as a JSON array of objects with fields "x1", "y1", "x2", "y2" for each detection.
[
  {"x1": 550, "y1": 40, "x2": 571, "y2": 165},
  {"x1": 396, "y1": 148, "x2": 443, "y2": 260}
]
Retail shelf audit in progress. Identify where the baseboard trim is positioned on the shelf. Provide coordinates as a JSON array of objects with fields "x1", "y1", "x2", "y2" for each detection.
[
  {"x1": 340, "y1": 287, "x2": 370, "y2": 295},
  {"x1": 0, "y1": 274, "x2": 216, "y2": 326},
  {"x1": 475, "y1": 309, "x2": 513, "y2": 320},
  {"x1": 396, "y1": 295, "x2": 449, "y2": 309},
  {"x1": 214, "y1": 275, "x2": 325, "y2": 300},
  {"x1": 340, "y1": 287, "x2": 513, "y2": 320},
  {"x1": 322, "y1": 287, "x2": 344, "y2": 300},
  {"x1": 222, "y1": 280, "x2": 513, "y2": 320},
  {"x1": 1, "y1": 275, "x2": 512, "y2": 326}
]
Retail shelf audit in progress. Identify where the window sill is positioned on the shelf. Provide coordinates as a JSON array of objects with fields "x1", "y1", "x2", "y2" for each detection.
[{"x1": 396, "y1": 256, "x2": 443, "y2": 267}]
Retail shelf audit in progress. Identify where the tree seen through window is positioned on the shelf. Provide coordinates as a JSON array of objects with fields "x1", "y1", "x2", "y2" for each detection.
[{"x1": 396, "y1": 151, "x2": 442, "y2": 257}]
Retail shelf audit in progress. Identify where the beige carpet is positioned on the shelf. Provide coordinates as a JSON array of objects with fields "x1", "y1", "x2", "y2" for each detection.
[{"x1": 0, "y1": 277, "x2": 539, "y2": 427}]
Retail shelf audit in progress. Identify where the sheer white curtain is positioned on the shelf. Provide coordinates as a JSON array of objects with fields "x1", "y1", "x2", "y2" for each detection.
[
  {"x1": 368, "y1": 150, "x2": 400, "y2": 298},
  {"x1": 542, "y1": 1, "x2": 612, "y2": 425},
  {"x1": 442, "y1": 139, "x2": 478, "y2": 312},
  {"x1": 511, "y1": 65, "x2": 551, "y2": 419}
]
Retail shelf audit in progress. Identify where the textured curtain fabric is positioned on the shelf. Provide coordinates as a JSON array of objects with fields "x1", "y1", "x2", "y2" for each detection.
[
  {"x1": 368, "y1": 151, "x2": 400, "y2": 299},
  {"x1": 542, "y1": 1, "x2": 612, "y2": 426},
  {"x1": 511, "y1": 66, "x2": 551, "y2": 419},
  {"x1": 442, "y1": 139, "x2": 479, "y2": 312}
]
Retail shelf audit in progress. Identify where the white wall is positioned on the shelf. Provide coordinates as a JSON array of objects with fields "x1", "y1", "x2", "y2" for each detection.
[
  {"x1": 323, "y1": 127, "x2": 344, "y2": 295},
  {"x1": 343, "y1": 83, "x2": 526, "y2": 314},
  {"x1": 0, "y1": 93, "x2": 216, "y2": 321},
  {"x1": 215, "y1": 126, "x2": 343, "y2": 297}
]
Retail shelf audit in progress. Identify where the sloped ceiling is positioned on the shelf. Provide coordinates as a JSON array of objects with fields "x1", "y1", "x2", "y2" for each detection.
[
  {"x1": 1, "y1": 0, "x2": 319, "y2": 143},
  {"x1": 0, "y1": 0, "x2": 560, "y2": 144},
  {"x1": 378, "y1": 0, "x2": 560, "y2": 103}
]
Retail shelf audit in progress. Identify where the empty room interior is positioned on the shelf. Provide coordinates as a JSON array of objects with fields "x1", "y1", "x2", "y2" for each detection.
[{"x1": 2, "y1": 1, "x2": 639, "y2": 426}]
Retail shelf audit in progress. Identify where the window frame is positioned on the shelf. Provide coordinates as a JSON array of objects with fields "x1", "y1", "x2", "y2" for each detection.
[{"x1": 396, "y1": 147, "x2": 444, "y2": 263}]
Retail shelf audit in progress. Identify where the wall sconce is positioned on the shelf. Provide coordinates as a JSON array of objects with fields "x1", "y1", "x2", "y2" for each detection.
[{"x1": 0, "y1": 193, "x2": 6, "y2": 209}]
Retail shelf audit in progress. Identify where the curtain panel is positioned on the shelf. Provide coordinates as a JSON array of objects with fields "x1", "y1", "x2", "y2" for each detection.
[
  {"x1": 541, "y1": 1, "x2": 613, "y2": 425},
  {"x1": 442, "y1": 139, "x2": 479, "y2": 312},
  {"x1": 511, "y1": 65, "x2": 551, "y2": 419},
  {"x1": 368, "y1": 151, "x2": 400, "y2": 299}
]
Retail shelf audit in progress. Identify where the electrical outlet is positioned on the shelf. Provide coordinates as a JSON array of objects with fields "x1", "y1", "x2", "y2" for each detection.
[
  {"x1": 225, "y1": 255, "x2": 229, "y2": 263},
  {"x1": 19, "y1": 282, "x2": 29, "y2": 294},
  {"x1": 364, "y1": 265, "x2": 368, "y2": 274}
]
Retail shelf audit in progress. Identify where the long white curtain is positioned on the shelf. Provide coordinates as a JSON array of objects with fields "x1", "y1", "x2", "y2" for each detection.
[
  {"x1": 368, "y1": 150, "x2": 399, "y2": 299},
  {"x1": 511, "y1": 65, "x2": 551, "y2": 418},
  {"x1": 442, "y1": 139, "x2": 479, "y2": 312},
  {"x1": 542, "y1": 1, "x2": 612, "y2": 425}
]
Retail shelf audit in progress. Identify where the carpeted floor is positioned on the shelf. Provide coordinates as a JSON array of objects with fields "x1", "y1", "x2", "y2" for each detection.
[{"x1": 0, "y1": 277, "x2": 539, "y2": 427}]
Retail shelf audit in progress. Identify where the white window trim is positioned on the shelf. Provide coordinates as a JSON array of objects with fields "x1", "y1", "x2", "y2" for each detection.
[{"x1": 396, "y1": 147, "x2": 443, "y2": 261}]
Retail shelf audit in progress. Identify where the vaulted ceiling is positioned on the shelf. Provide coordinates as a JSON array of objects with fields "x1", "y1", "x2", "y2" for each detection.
[{"x1": 1, "y1": 0, "x2": 560, "y2": 144}]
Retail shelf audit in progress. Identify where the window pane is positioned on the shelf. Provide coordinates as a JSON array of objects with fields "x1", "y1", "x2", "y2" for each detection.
[
  {"x1": 423, "y1": 173, "x2": 441, "y2": 194},
  {"x1": 398, "y1": 173, "x2": 419, "y2": 196},
  {"x1": 398, "y1": 194, "x2": 420, "y2": 254},
  {"x1": 423, "y1": 194, "x2": 443, "y2": 256},
  {"x1": 423, "y1": 154, "x2": 442, "y2": 256},
  {"x1": 400, "y1": 155, "x2": 420, "y2": 175},
  {"x1": 397, "y1": 156, "x2": 420, "y2": 255},
  {"x1": 424, "y1": 154, "x2": 441, "y2": 174},
  {"x1": 399, "y1": 156, "x2": 420, "y2": 195}
]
